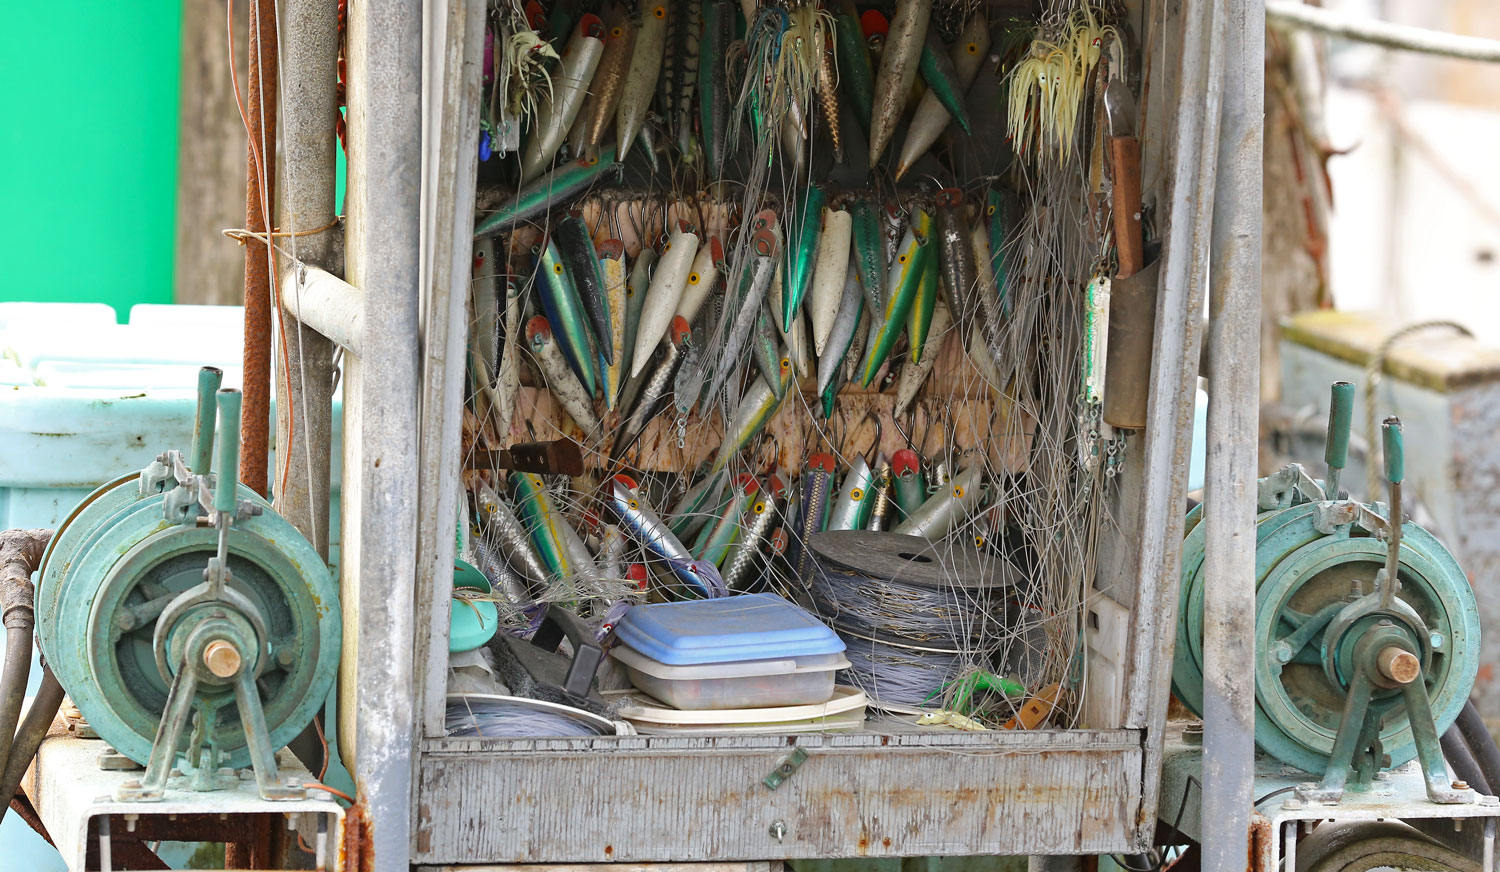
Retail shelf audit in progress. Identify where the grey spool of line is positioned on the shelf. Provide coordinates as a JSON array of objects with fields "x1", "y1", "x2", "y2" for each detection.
[
  {"x1": 445, "y1": 696, "x2": 611, "y2": 738},
  {"x1": 807, "y1": 531, "x2": 1013, "y2": 710}
]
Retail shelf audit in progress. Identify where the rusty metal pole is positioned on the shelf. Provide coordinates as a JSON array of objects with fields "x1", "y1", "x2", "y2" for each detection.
[{"x1": 240, "y1": 0, "x2": 278, "y2": 496}]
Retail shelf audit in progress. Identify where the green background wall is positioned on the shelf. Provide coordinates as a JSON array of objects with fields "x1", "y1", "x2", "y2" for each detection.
[{"x1": 0, "y1": 1, "x2": 184, "y2": 320}]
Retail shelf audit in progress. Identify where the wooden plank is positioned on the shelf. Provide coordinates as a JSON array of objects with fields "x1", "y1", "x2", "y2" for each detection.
[{"x1": 412, "y1": 731, "x2": 1142, "y2": 863}]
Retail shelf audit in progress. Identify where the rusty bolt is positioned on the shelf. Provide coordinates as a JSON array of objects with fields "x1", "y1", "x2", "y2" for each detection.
[
  {"x1": 1377, "y1": 647, "x2": 1420, "y2": 685},
  {"x1": 1454, "y1": 780, "x2": 1470, "y2": 791},
  {"x1": 204, "y1": 640, "x2": 243, "y2": 678}
]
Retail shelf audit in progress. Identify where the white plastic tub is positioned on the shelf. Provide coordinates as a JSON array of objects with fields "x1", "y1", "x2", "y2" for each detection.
[{"x1": 610, "y1": 643, "x2": 849, "y2": 710}]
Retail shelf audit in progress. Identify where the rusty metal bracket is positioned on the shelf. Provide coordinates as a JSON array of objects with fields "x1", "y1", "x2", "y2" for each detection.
[{"x1": 762, "y1": 747, "x2": 808, "y2": 790}]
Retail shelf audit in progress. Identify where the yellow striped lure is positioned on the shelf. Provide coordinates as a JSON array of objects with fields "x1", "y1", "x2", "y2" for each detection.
[{"x1": 1005, "y1": 3, "x2": 1116, "y2": 165}]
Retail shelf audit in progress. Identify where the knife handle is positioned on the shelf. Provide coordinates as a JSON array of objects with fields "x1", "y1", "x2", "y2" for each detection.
[{"x1": 1109, "y1": 135, "x2": 1144, "y2": 279}]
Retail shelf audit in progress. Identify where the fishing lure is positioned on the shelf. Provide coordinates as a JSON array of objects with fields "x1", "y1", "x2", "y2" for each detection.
[
  {"x1": 700, "y1": 229, "x2": 779, "y2": 409},
  {"x1": 598, "y1": 240, "x2": 628, "y2": 408},
  {"x1": 781, "y1": 186, "x2": 825, "y2": 326},
  {"x1": 510, "y1": 471, "x2": 575, "y2": 580},
  {"x1": 868, "y1": 0, "x2": 932, "y2": 164},
  {"x1": 1006, "y1": 4, "x2": 1116, "y2": 164},
  {"x1": 693, "y1": 474, "x2": 759, "y2": 565},
  {"x1": 609, "y1": 479, "x2": 727, "y2": 598},
  {"x1": 987, "y1": 187, "x2": 1014, "y2": 318},
  {"x1": 880, "y1": 203, "x2": 905, "y2": 266},
  {"x1": 814, "y1": 33, "x2": 842, "y2": 163},
  {"x1": 700, "y1": 0, "x2": 733, "y2": 176},
  {"x1": 721, "y1": 474, "x2": 785, "y2": 589},
  {"x1": 474, "y1": 148, "x2": 621, "y2": 239},
  {"x1": 533, "y1": 239, "x2": 600, "y2": 395},
  {"x1": 791, "y1": 452, "x2": 837, "y2": 582},
  {"x1": 525, "y1": 316, "x2": 603, "y2": 440},
  {"x1": 751, "y1": 304, "x2": 792, "y2": 399},
  {"x1": 769, "y1": 270, "x2": 813, "y2": 379},
  {"x1": 859, "y1": 210, "x2": 930, "y2": 386},
  {"x1": 849, "y1": 200, "x2": 886, "y2": 315},
  {"x1": 668, "y1": 468, "x2": 729, "y2": 541},
  {"x1": 907, "y1": 229, "x2": 939, "y2": 363},
  {"x1": 711, "y1": 369, "x2": 792, "y2": 473},
  {"x1": 620, "y1": 245, "x2": 657, "y2": 384},
  {"x1": 613, "y1": 315, "x2": 692, "y2": 458},
  {"x1": 890, "y1": 448, "x2": 926, "y2": 522},
  {"x1": 615, "y1": 3, "x2": 668, "y2": 160},
  {"x1": 631, "y1": 221, "x2": 701, "y2": 379},
  {"x1": 472, "y1": 534, "x2": 534, "y2": 605},
  {"x1": 664, "y1": 0, "x2": 703, "y2": 155},
  {"x1": 474, "y1": 481, "x2": 551, "y2": 588},
  {"x1": 574, "y1": 15, "x2": 636, "y2": 159},
  {"x1": 825, "y1": 456, "x2": 875, "y2": 531},
  {"x1": 935, "y1": 188, "x2": 977, "y2": 324},
  {"x1": 781, "y1": 95, "x2": 810, "y2": 180},
  {"x1": 892, "y1": 465, "x2": 985, "y2": 540},
  {"x1": 673, "y1": 235, "x2": 726, "y2": 326},
  {"x1": 472, "y1": 238, "x2": 501, "y2": 375},
  {"x1": 520, "y1": 15, "x2": 607, "y2": 184},
  {"x1": 816, "y1": 260, "x2": 865, "y2": 415},
  {"x1": 894, "y1": 13, "x2": 990, "y2": 181},
  {"x1": 554, "y1": 213, "x2": 613, "y2": 364},
  {"x1": 810, "y1": 206, "x2": 852, "y2": 356},
  {"x1": 916, "y1": 31, "x2": 970, "y2": 134},
  {"x1": 896, "y1": 300, "x2": 950, "y2": 417},
  {"x1": 833, "y1": 0, "x2": 875, "y2": 135},
  {"x1": 968, "y1": 223, "x2": 1005, "y2": 364},
  {"x1": 492, "y1": 279, "x2": 524, "y2": 442},
  {"x1": 865, "y1": 461, "x2": 894, "y2": 532}
]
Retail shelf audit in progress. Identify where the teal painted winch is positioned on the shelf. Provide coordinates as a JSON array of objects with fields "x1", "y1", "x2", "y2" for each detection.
[
  {"x1": 34, "y1": 367, "x2": 340, "y2": 802},
  {"x1": 1173, "y1": 381, "x2": 1481, "y2": 804}
]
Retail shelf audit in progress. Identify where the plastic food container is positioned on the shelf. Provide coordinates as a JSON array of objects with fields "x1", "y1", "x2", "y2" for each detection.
[
  {"x1": 611, "y1": 593, "x2": 848, "y2": 709},
  {"x1": 610, "y1": 643, "x2": 849, "y2": 710}
]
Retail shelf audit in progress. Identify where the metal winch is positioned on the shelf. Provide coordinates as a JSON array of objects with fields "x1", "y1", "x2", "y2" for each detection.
[
  {"x1": 1174, "y1": 381, "x2": 1481, "y2": 804},
  {"x1": 34, "y1": 367, "x2": 340, "y2": 802}
]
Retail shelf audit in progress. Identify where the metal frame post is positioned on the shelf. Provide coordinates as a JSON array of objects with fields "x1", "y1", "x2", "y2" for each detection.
[
  {"x1": 1202, "y1": 0, "x2": 1264, "y2": 867},
  {"x1": 341, "y1": 0, "x2": 423, "y2": 866}
]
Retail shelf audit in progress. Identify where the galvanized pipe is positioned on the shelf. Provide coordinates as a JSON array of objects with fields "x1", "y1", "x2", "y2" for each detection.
[
  {"x1": 343, "y1": 0, "x2": 423, "y2": 861},
  {"x1": 240, "y1": 0, "x2": 278, "y2": 497},
  {"x1": 275, "y1": 0, "x2": 342, "y2": 559},
  {"x1": 1201, "y1": 0, "x2": 1262, "y2": 866}
]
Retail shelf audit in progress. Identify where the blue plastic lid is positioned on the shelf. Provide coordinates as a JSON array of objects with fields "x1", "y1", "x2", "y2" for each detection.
[{"x1": 613, "y1": 593, "x2": 845, "y2": 665}]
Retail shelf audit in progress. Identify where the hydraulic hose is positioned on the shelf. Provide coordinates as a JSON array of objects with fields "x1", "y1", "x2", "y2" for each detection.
[
  {"x1": 1440, "y1": 722, "x2": 1491, "y2": 795},
  {"x1": 1456, "y1": 699, "x2": 1500, "y2": 796},
  {"x1": 0, "y1": 529, "x2": 52, "y2": 778},
  {"x1": 0, "y1": 668, "x2": 64, "y2": 811}
]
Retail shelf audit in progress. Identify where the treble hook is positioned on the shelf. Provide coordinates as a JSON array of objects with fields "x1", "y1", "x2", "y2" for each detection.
[{"x1": 860, "y1": 409, "x2": 883, "y2": 463}]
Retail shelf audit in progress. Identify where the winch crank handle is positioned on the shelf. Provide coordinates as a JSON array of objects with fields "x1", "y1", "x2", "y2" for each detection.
[
  {"x1": 1381, "y1": 417, "x2": 1404, "y2": 608},
  {"x1": 1324, "y1": 381, "x2": 1355, "y2": 500},
  {"x1": 189, "y1": 367, "x2": 224, "y2": 476},
  {"x1": 214, "y1": 389, "x2": 242, "y2": 516}
]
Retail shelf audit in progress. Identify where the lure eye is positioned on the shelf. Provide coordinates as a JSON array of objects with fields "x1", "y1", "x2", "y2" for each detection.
[
  {"x1": 612, "y1": 26, "x2": 623, "y2": 36},
  {"x1": 663, "y1": 243, "x2": 672, "y2": 253},
  {"x1": 851, "y1": 488, "x2": 864, "y2": 500},
  {"x1": 652, "y1": 5, "x2": 664, "y2": 17},
  {"x1": 628, "y1": 499, "x2": 639, "y2": 510},
  {"x1": 553, "y1": 263, "x2": 564, "y2": 274},
  {"x1": 987, "y1": 205, "x2": 995, "y2": 216},
  {"x1": 898, "y1": 253, "x2": 908, "y2": 264},
  {"x1": 688, "y1": 272, "x2": 700, "y2": 284},
  {"x1": 975, "y1": 535, "x2": 985, "y2": 547},
  {"x1": 780, "y1": 357, "x2": 790, "y2": 370},
  {"x1": 966, "y1": 43, "x2": 978, "y2": 54},
  {"x1": 953, "y1": 485, "x2": 965, "y2": 498},
  {"x1": 754, "y1": 502, "x2": 766, "y2": 514}
]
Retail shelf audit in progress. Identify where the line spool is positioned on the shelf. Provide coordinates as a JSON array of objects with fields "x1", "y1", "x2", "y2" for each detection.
[{"x1": 807, "y1": 531, "x2": 1015, "y2": 711}]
